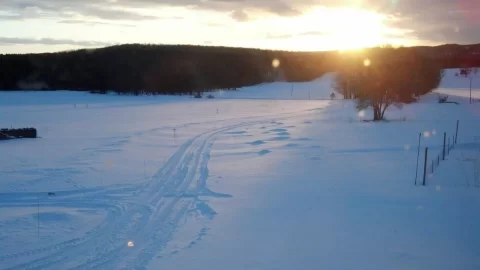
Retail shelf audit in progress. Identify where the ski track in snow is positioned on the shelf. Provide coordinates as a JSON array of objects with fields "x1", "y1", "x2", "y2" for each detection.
[{"x1": 0, "y1": 115, "x2": 302, "y2": 270}]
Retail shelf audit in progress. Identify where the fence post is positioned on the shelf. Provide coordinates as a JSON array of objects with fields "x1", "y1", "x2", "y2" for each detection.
[
  {"x1": 415, "y1": 133, "x2": 422, "y2": 185},
  {"x1": 455, "y1": 120, "x2": 459, "y2": 144},
  {"x1": 443, "y1": 132, "x2": 446, "y2": 160},
  {"x1": 437, "y1": 155, "x2": 440, "y2": 166},
  {"x1": 423, "y1": 147, "x2": 428, "y2": 186}
]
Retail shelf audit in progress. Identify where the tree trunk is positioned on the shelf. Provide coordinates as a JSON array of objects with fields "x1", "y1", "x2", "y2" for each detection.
[
  {"x1": 373, "y1": 105, "x2": 381, "y2": 121},
  {"x1": 380, "y1": 104, "x2": 389, "y2": 120},
  {"x1": 346, "y1": 79, "x2": 350, "y2": 99}
]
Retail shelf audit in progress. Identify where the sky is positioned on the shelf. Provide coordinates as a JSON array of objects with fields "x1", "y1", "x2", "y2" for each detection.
[{"x1": 0, "y1": 0, "x2": 479, "y2": 54}]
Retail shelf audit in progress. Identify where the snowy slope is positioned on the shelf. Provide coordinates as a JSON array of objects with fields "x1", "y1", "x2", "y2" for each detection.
[
  {"x1": 435, "y1": 68, "x2": 480, "y2": 99},
  {"x1": 437, "y1": 68, "x2": 480, "y2": 89},
  {"x1": 1, "y1": 69, "x2": 480, "y2": 270},
  {"x1": 213, "y1": 72, "x2": 339, "y2": 100}
]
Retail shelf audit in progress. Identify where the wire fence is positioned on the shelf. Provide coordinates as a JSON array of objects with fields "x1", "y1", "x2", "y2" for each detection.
[
  {"x1": 424, "y1": 137, "x2": 456, "y2": 181},
  {"x1": 416, "y1": 120, "x2": 460, "y2": 186},
  {"x1": 414, "y1": 128, "x2": 480, "y2": 187}
]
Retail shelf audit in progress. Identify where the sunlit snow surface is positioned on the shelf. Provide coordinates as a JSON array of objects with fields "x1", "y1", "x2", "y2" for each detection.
[{"x1": 1, "y1": 70, "x2": 480, "y2": 270}]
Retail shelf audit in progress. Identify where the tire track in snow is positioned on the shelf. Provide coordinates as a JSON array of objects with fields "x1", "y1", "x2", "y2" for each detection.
[
  {"x1": 1, "y1": 120, "x2": 268, "y2": 270},
  {"x1": 70, "y1": 122, "x2": 261, "y2": 270}
]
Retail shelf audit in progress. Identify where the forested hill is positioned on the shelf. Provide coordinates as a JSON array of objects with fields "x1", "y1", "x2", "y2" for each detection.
[
  {"x1": 0, "y1": 44, "x2": 331, "y2": 94},
  {"x1": 1, "y1": 43, "x2": 479, "y2": 95}
]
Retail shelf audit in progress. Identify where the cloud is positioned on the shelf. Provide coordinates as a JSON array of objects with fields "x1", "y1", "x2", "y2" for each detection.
[
  {"x1": 81, "y1": 6, "x2": 161, "y2": 20},
  {"x1": 0, "y1": 14, "x2": 23, "y2": 20},
  {"x1": 0, "y1": 0, "x2": 479, "y2": 46},
  {"x1": 0, "y1": 1, "x2": 178, "y2": 21},
  {"x1": 58, "y1": 20, "x2": 136, "y2": 27},
  {"x1": 0, "y1": 37, "x2": 113, "y2": 47},
  {"x1": 266, "y1": 31, "x2": 332, "y2": 40},
  {"x1": 267, "y1": 33, "x2": 295, "y2": 40},
  {"x1": 264, "y1": 1, "x2": 301, "y2": 16},
  {"x1": 383, "y1": 1, "x2": 480, "y2": 44},
  {"x1": 0, "y1": 0, "x2": 304, "y2": 20},
  {"x1": 114, "y1": 0, "x2": 303, "y2": 16},
  {"x1": 230, "y1": 10, "x2": 249, "y2": 22}
]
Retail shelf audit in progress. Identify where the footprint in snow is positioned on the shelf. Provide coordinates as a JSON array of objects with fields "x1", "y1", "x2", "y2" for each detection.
[
  {"x1": 268, "y1": 136, "x2": 290, "y2": 141},
  {"x1": 225, "y1": 131, "x2": 247, "y2": 135},
  {"x1": 258, "y1": 150, "x2": 271, "y2": 155},
  {"x1": 248, "y1": 140, "x2": 266, "y2": 145},
  {"x1": 284, "y1": 143, "x2": 300, "y2": 147},
  {"x1": 294, "y1": 137, "x2": 311, "y2": 141}
]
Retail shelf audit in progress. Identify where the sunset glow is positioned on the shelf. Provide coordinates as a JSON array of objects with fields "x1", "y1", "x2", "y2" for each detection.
[
  {"x1": 296, "y1": 8, "x2": 398, "y2": 50},
  {"x1": 0, "y1": 0, "x2": 475, "y2": 53}
]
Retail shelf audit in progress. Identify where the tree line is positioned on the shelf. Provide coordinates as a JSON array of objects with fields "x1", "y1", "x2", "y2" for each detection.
[{"x1": 0, "y1": 44, "x2": 329, "y2": 95}]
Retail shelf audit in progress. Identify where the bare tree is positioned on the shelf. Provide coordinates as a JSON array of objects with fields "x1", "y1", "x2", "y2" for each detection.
[
  {"x1": 354, "y1": 63, "x2": 405, "y2": 121},
  {"x1": 342, "y1": 48, "x2": 442, "y2": 121},
  {"x1": 333, "y1": 72, "x2": 359, "y2": 99},
  {"x1": 333, "y1": 56, "x2": 363, "y2": 99}
]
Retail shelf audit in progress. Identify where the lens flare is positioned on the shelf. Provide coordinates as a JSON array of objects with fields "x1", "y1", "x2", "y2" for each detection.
[{"x1": 272, "y1": 59, "x2": 280, "y2": 68}]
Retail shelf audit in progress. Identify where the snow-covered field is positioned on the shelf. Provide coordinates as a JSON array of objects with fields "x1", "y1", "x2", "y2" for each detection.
[{"x1": 1, "y1": 70, "x2": 480, "y2": 270}]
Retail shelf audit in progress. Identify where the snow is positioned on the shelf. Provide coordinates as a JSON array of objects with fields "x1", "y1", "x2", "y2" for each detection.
[
  {"x1": 436, "y1": 68, "x2": 480, "y2": 90},
  {"x1": 435, "y1": 68, "x2": 480, "y2": 99},
  {"x1": 212, "y1": 72, "x2": 338, "y2": 100},
  {"x1": 1, "y1": 68, "x2": 480, "y2": 270}
]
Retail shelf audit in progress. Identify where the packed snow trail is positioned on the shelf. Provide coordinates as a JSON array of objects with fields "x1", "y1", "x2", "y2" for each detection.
[{"x1": 0, "y1": 117, "x2": 293, "y2": 270}]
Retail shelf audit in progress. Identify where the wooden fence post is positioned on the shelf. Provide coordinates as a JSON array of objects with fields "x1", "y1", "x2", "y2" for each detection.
[
  {"x1": 455, "y1": 120, "x2": 459, "y2": 144},
  {"x1": 423, "y1": 147, "x2": 428, "y2": 186},
  {"x1": 415, "y1": 133, "x2": 422, "y2": 185}
]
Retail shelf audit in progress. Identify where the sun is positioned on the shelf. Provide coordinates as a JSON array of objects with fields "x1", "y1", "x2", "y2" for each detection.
[
  {"x1": 283, "y1": 7, "x2": 402, "y2": 51},
  {"x1": 315, "y1": 8, "x2": 386, "y2": 50}
]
